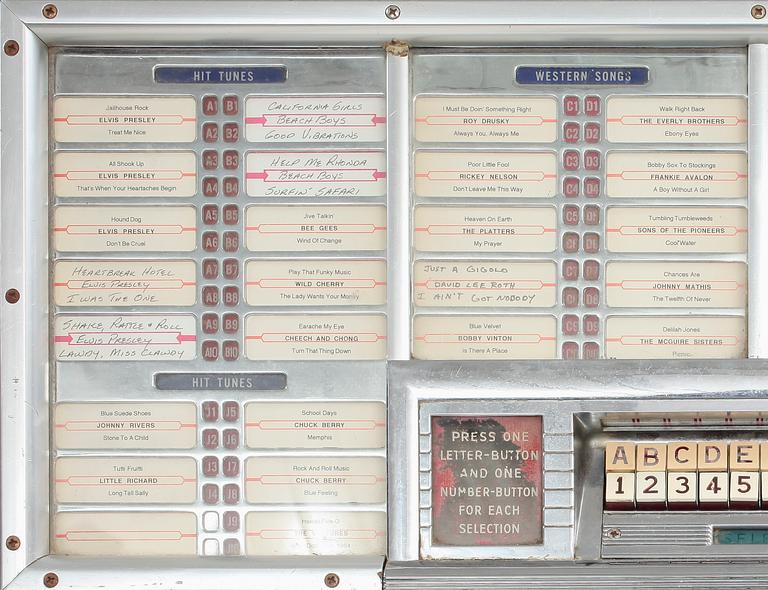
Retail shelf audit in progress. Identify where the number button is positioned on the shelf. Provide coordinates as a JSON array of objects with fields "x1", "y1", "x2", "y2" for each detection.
[
  {"x1": 699, "y1": 472, "x2": 728, "y2": 508},
  {"x1": 730, "y1": 472, "x2": 760, "y2": 508},
  {"x1": 667, "y1": 472, "x2": 697, "y2": 509},
  {"x1": 636, "y1": 472, "x2": 666, "y2": 509},
  {"x1": 606, "y1": 472, "x2": 636, "y2": 510}
]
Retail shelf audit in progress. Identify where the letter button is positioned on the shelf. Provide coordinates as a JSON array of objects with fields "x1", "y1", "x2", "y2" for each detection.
[
  {"x1": 730, "y1": 441, "x2": 760, "y2": 471},
  {"x1": 698, "y1": 442, "x2": 728, "y2": 471},
  {"x1": 605, "y1": 442, "x2": 637, "y2": 472},
  {"x1": 668, "y1": 442, "x2": 697, "y2": 471},
  {"x1": 637, "y1": 443, "x2": 667, "y2": 471}
]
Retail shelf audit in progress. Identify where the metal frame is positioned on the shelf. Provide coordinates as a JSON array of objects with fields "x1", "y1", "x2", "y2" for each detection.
[{"x1": 4, "y1": 1, "x2": 768, "y2": 588}]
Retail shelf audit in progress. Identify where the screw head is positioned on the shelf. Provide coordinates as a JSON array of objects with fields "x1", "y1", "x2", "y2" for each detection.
[
  {"x1": 4, "y1": 40, "x2": 19, "y2": 56},
  {"x1": 753, "y1": 4, "x2": 766, "y2": 18},
  {"x1": 385, "y1": 4, "x2": 400, "y2": 19},
  {"x1": 324, "y1": 573, "x2": 340, "y2": 588},
  {"x1": 43, "y1": 573, "x2": 59, "y2": 588},
  {"x1": 5, "y1": 536, "x2": 20, "y2": 551},
  {"x1": 42, "y1": 4, "x2": 58, "y2": 19},
  {"x1": 5, "y1": 289, "x2": 20, "y2": 304},
  {"x1": 607, "y1": 528, "x2": 622, "y2": 539}
]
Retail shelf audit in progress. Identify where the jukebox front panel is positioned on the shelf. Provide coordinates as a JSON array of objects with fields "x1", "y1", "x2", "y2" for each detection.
[{"x1": 4, "y1": 2, "x2": 768, "y2": 589}]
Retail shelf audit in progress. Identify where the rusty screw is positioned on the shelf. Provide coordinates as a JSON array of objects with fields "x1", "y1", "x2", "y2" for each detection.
[
  {"x1": 5, "y1": 536, "x2": 20, "y2": 551},
  {"x1": 5, "y1": 289, "x2": 20, "y2": 304},
  {"x1": 42, "y1": 4, "x2": 58, "y2": 19},
  {"x1": 607, "y1": 528, "x2": 622, "y2": 539},
  {"x1": 43, "y1": 572, "x2": 59, "y2": 588},
  {"x1": 4, "y1": 40, "x2": 19, "y2": 56},
  {"x1": 753, "y1": 4, "x2": 766, "y2": 18},
  {"x1": 324, "y1": 573, "x2": 340, "y2": 588},
  {"x1": 385, "y1": 4, "x2": 400, "y2": 19}
]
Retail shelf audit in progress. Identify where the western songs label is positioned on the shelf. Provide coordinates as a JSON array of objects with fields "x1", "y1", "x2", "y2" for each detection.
[{"x1": 431, "y1": 415, "x2": 543, "y2": 546}]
